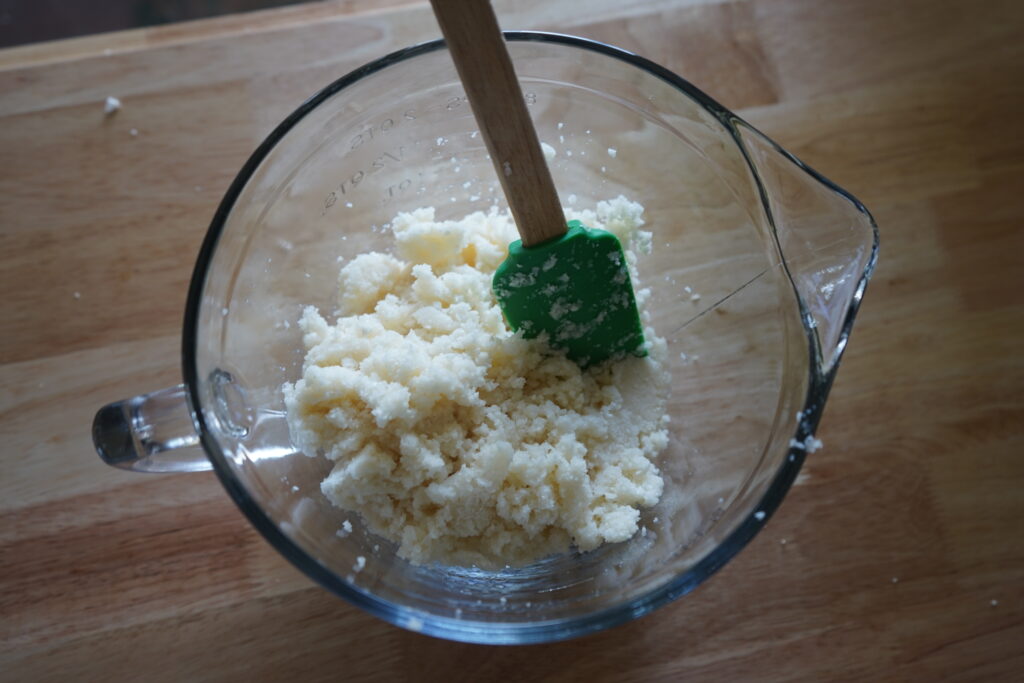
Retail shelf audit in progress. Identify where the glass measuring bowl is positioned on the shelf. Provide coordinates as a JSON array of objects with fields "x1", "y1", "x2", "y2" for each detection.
[{"x1": 92, "y1": 32, "x2": 878, "y2": 644}]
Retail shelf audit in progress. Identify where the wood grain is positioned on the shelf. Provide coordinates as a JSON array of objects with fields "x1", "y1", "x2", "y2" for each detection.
[{"x1": 2, "y1": 0, "x2": 1022, "y2": 680}]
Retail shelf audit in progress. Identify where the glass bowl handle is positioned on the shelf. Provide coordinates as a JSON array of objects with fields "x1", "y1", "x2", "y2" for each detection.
[{"x1": 92, "y1": 384, "x2": 212, "y2": 473}]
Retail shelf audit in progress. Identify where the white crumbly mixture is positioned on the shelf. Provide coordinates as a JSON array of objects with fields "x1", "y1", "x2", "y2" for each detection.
[{"x1": 283, "y1": 196, "x2": 670, "y2": 568}]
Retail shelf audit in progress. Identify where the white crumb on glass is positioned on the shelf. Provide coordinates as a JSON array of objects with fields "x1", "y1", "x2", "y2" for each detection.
[
  {"x1": 129, "y1": 128, "x2": 138, "y2": 137},
  {"x1": 462, "y1": 181, "x2": 472, "y2": 189},
  {"x1": 499, "y1": 597, "x2": 507, "y2": 605},
  {"x1": 103, "y1": 96, "x2": 121, "y2": 115},
  {"x1": 407, "y1": 616, "x2": 424, "y2": 631},
  {"x1": 436, "y1": 136, "x2": 446, "y2": 146},
  {"x1": 454, "y1": 608, "x2": 463, "y2": 618},
  {"x1": 754, "y1": 511, "x2": 766, "y2": 521},
  {"x1": 567, "y1": 193, "x2": 577, "y2": 205},
  {"x1": 600, "y1": 166, "x2": 606, "y2": 173},
  {"x1": 541, "y1": 142, "x2": 556, "y2": 161},
  {"x1": 641, "y1": 526, "x2": 647, "y2": 537},
  {"x1": 291, "y1": 485, "x2": 299, "y2": 492},
  {"x1": 690, "y1": 292, "x2": 701, "y2": 302},
  {"x1": 892, "y1": 577, "x2": 899, "y2": 584},
  {"x1": 607, "y1": 147, "x2": 617, "y2": 158},
  {"x1": 73, "y1": 291, "x2": 81, "y2": 300},
  {"x1": 353, "y1": 556, "x2": 366, "y2": 572},
  {"x1": 718, "y1": 497, "x2": 725, "y2": 505},
  {"x1": 220, "y1": 307, "x2": 229, "y2": 317},
  {"x1": 566, "y1": 150, "x2": 573, "y2": 157},
  {"x1": 990, "y1": 599, "x2": 999, "y2": 607},
  {"x1": 557, "y1": 121, "x2": 564, "y2": 130},
  {"x1": 345, "y1": 202, "x2": 353, "y2": 208},
  {"x1": 336, "y1": 519, "x2": 353, "y2": 537},
  {"x1": 684, "y1": 285, "x2": 692, "y2": 293},
  {"x1": 780, "y1": 538, "x2": 787, "y2": 545}
]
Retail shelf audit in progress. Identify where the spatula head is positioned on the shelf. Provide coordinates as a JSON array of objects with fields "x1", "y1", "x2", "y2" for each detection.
[{"x1": 493, "y1": 220, "x2": 646, "y2": 367}]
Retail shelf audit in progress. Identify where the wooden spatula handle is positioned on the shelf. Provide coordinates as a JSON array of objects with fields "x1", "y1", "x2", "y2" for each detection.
[{"x1": 429, "y1": 0, "x2": 566, "y2": 247}]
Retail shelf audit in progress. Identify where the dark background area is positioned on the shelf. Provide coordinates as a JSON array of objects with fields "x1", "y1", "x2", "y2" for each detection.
[{"x1": 0, "y1": 0, "x2": 304, "y2": 48}]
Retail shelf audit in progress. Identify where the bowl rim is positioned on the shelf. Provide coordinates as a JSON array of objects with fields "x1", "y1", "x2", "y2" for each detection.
[{"x1": 182, "y1": 30, "x2": 879, "y2": 645}]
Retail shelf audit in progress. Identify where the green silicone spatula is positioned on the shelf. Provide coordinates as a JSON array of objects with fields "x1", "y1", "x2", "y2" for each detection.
[{"x1": 430, "y1": 0, "x2": 646, "y2": 367}]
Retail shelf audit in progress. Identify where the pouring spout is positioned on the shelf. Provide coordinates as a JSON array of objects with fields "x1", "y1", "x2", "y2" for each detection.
[{"x1": 733, "y1": 121, "x2": 879, "y2": 375}]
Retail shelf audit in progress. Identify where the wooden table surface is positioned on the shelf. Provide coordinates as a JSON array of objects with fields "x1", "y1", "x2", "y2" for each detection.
[{"x1": 2, "y1": 0, "x2": 1022, "y2": 679}]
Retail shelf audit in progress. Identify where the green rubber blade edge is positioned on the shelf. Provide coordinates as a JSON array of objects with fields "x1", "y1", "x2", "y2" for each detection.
[{"x1": 492, "y1": 220, "x2": 647, "y2": 367}]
